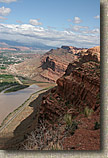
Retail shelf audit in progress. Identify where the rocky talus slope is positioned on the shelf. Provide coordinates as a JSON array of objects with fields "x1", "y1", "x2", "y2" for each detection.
[{"x1": 4, "y1": 46, "x2": 100, "y2": 150}]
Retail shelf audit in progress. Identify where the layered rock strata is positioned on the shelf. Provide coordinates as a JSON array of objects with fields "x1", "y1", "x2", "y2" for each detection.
[{"x1": 19, "y1": 46, "x2": 100, "y2": 150}]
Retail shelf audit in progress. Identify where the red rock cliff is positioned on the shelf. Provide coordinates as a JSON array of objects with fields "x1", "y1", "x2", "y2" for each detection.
[
  {"x1": 14, "y1": 46, "x2": 100, "y2": 150},
  {"x1": 33, "y1": 46, "x2": 100, "y2": 150}
]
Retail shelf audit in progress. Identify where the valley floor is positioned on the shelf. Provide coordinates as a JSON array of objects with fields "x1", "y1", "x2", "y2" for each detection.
[{"x1": 0, "y1": 82, "x2": 55, "y2": 149}]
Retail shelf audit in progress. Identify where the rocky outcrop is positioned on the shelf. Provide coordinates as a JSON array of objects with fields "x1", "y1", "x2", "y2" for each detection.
[
  {"x1": 19, "y1": 46, "x2": 100, "y2": 150},
  {"x1": 7, "y1": 46, "x2": 100, "y2": 150},
  {"x1": 38, "y1": 46, "x2": 87, "y2": 82},
  {"x1": 65, "y1": 46, "x2": 100, "y2": 76},
  {"x1": 57, "y1": 61, "x2": 100, "y2": 111},
  {"x1": 61, "y1": 46, "x2": 87, "y2": 54},
  {"x1": 38, "y1": 58, "x2": 100, "y2": 126},
  {"x1": 80, "y1": 46, "x2": 100, "y2": 62},
  {"x1": 41, "y1": 57, "x2": 56, "y2": 71},
  {"x1": 39, "y1": 54, "x2": 69, "y2": 82},
  {"x1": 9, "y1": 46, "x2": 87, "y2": 83}
]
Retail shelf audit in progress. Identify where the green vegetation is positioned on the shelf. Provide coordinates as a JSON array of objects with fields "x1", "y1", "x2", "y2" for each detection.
[
  {"x1": 0, "y1": 74, "x2": 16, "y2": 83},
  {"x1": 94, "y1": 122, "x2": 100, "y2": 130},
  {"x1": 0, "y1": 74, "x2": 14, "y2": 79},
  {"x1": 0, "y1": 50, "x2": 33, "y2": 71},
  {"x1": 4, "y1": 84, "x2": 29, "y2": 93},
  {"x1": 65, "y1": 101, "x2": 70, "y2": 106},
  {"x1": 64, "y1": 114, "x2": 78, "y2": 135},
  {"x1": 51, "y1": 143, "x2": 62, "y2": 150},
  {"x1": 65, "y1": 101, "x2": 73, "y2": 108},
  {"x1": 0, "y1": 81, "x2": 19, "y2": 92},
  {"x1": 0, "y1": 81, "x2": 15, "y2": 86},
  {"x1": 84, "y1": 107, "x2": 94, "y2": 117},
  {"x1": 35, "y1": 81, "x2": 49, "y2": 83},
  {"x1": 96, "y1": 92, "x2": 100, "y2": 104},
  {"x1": 64, "y1": 114, "x2": 72, "y2": 126},
  {"x1": 0, "y1": 74, "x2": 19, "y2": 92},
  {"x1": 49, "y1": 95, "x2": 54, "y2": 100},
  {"x1": 0, "y1": 67, "x2": 6, "y2": 70}
]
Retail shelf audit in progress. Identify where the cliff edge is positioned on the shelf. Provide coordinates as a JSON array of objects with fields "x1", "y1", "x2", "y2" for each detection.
[{"x1": 5, "y1": 46, "x2": 100, "y2": 150}]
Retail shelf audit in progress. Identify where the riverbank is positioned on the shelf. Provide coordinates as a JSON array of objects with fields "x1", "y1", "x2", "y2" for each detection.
[
  {"x1": 0, "y1": 82, "x2": 55, "y2": 127},
  {"x1": 0, "y1": 82, "x2": 19, "y2": 93},
  {"x1": 4, "y1": 84, "x2": 29, "y2": 93},
  {"x1": 0, "y1": 83, "x2": 55, "y2": 149},
  {"x1": 0, "y1": 84, "x2": 42, "y2": 125}
]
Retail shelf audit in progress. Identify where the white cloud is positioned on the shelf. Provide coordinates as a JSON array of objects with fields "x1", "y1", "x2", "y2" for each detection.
[
  {"x1": 73, "y1": 17, "x2": 82, "y2": 24},
  {"x1": 69, "y1": 25, "x2": 89, "y2": 32},
  {"x1": 29, "y1": 19, "x2": 42, "y2": 26},
  {"x1": 82, "y1": 28, "x2": 100, "y2": 34},
  {"x1": 91, "y1": 28, "x2": 100, "y2": 34},
  {"x1": 0, "y1": 6, "x2": 11, "y2": 16},
  {"x1": 67, "y1": 25, "x2": 100, "y2": 35},
  {"x1": 0, "y1": 23, "x2": 100, "y2": 48},
  {"x1": 94, "y1": 15, "x2": 100, "y2": 19},
  {"x1": 0, "y1": 0, "x2": 17, "y2": 3}
]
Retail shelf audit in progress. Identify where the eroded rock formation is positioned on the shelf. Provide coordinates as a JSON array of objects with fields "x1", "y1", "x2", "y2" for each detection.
[
  {"x1": 8, "y1": 46, "x2": 87, "y2": 82},
  {"x1": 18, "y1": 46, "x2": 100, "y2": 150},
  {"x1": 6, "y1": 46, "x2": 100, "y2": 150}
]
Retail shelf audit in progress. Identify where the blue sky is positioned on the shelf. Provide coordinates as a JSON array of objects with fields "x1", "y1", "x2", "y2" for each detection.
[{"x1": 0, "y1": 0, "x2": 100, "y2": 48}]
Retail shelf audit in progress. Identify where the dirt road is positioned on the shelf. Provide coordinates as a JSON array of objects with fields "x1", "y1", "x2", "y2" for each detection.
[{"x1": 14, "y1": 76, "x2": 23, "y2": 85}]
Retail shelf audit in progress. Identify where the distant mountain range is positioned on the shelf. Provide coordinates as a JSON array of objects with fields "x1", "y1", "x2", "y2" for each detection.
[{"x1": 0, "y1": 39, "x2": 57, "y2": 50}]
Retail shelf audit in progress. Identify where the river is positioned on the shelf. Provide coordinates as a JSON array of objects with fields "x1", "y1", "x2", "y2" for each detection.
[{"x1": 0, "y1": 84, "x2": 41, "y2": 125}]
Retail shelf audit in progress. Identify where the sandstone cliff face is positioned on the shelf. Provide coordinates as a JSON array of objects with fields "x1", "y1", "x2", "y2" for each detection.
[
  {"x1": 37, "y1": 46, "x2": 87, "y2": 82},
  {"x1": 57, "y1": 61, "x2": 100, "y2": 111},
  {"x1": 39, "y1": 49, "x2": 73, "y2": 82},
  {"x1": 9, "y1": 46, "x2": 87, "y2": 82},
  {"x1": 80, "y1": 46, "x2": 100, "y2": 62},
  {"x1": 7, "y1": 46, "x2": 100, "y2": 150},
  {"x1": 24, "y1": 46, "x2": 100, "y2": 150},
  {"x1": 65, "y1": 46, "x2": 100, "y2": 76},
  {"x1": 61, "y1": 46, "x2": 87, "y2": 54}
]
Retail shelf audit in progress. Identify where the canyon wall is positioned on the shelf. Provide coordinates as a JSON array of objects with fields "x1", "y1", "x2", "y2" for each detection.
[
  {"x1": 20, "y1": 46, "x2": 100, "y2": 150},
  {"x1": 9, "y1": 46, "x2": 87, "y2": 82},
  {"x1": 6, "y1": 46, "x2": 100, "y2": 150}
]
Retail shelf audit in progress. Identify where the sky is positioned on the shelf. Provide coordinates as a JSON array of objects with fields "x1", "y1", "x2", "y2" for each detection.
[{"x1": 0, "y1": 0, "x2": 100, "y2": 48}]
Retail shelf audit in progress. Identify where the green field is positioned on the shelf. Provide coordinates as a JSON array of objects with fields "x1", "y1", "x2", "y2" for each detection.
[
  {"x1": 0, "y1": 74, "x2": 50, "y2": 93},
  {"x1": 0, "y1": 74, "x2": 16, "y2": 82},
  {"x1": 0, "y1": 74, "x2": 18, "y2": 92},
  {"x1": 0, "y1": 82, "x2": 19, "y2": 92},
  {"x1": 0, "y1": 67, "x2": 6, "y2": 70}
]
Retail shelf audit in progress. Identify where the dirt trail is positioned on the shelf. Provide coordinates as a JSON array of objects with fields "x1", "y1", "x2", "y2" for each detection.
[{"x1": 14, "y1": 77, "x2": 23, "y2": 85}]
